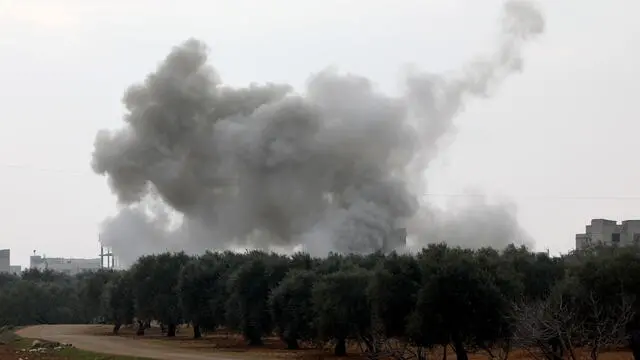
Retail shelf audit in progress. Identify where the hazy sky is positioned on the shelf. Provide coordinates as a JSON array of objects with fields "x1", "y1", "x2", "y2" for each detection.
[{"x1": 1, "y1": 0, "x2": 638, "y2": 267}]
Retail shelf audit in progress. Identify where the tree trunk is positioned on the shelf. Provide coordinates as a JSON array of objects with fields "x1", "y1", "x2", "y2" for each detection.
[
  {"x1": 112, "y1": 323, "x2": 122, "y2": 335},
  {"x1": 630, "y1": 329, "x2": 640, "y2": 360},
  {"x1": 550, "y1": 336, "x2": 564, "y2": 360},
  {"x1": 160, "y1": 323, "x2": 166, "y2": 334},
  {"x1": 136, "y1": 320, "x2": 145, "y2": 336},
  {"x1": 167, "y1": 323, "x2": 177, "y2": 337},
  {"x1": 442, "y1": 344, "x2": 447, "y2": 360},
  {"x1": 452, "y1": 337, "x2": 468, "y2": 360},
  {"x1": 590, "y1": 346, "x2": 599, "y2": 360},
  {"x1": 285, "y1": 337, "x2": 299, "y2": 350},
  {"x1": 245, "y1": 326, "x2": 263, "y2": 346},
  {"x1": 193, "y1": 324, "x2": 202, "y2": 339},
  {"x1": 334, "y1": 337, "x2": 347, "y2": 356}
]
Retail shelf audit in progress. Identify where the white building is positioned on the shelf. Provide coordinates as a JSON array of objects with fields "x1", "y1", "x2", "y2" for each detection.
[
  {"x1": 0, "y1": 249, "x2": 9, "y2": 273},
  {"x1": 30, "y1": 255, "x2": 102, "y2": 276},
  {"x1": 576, "y1": 219, "x2": 640, "y2": 250}
]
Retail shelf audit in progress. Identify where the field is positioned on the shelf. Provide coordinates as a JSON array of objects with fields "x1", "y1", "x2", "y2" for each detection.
[
  {"x1": 86, "y1": 325, "x2": 637, "y2": 360},
  {"x1": 0, "y1": 329, "x2": 148, "y2": 359},
  {"x1": 0, "y1": 325, "x2": 636, "y2": 360}
]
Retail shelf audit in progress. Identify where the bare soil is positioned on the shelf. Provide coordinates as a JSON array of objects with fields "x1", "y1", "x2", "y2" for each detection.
[
  {"x1": 13, "y1": 325, "x2": 638, "y2": 360},
  {"x1": 16, "y1": 325, "x2": 232, "y2": 360}
]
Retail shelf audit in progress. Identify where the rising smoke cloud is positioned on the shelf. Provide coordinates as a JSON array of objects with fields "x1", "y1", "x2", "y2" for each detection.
[{"x1": 93, "y1": 0, "x2": 544, "y2": 266}]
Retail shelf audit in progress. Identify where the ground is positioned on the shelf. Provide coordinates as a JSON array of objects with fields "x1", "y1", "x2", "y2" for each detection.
[
  {"x1": 2, "y1": 325, "x2": 637, "y2": 360},
  {"x1": 0, "y1": 328, "x2": 146, "y2": 359}
]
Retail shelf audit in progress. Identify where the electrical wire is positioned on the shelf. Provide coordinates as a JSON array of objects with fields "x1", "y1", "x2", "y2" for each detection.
[
  {"x1": 1, "y1": 163, "x2": 93, "y2": 176},
  {"x1": 422, "y1": 193, "x2": 640, "y2": 201},
  {"x1": 3, "y1": 162, "x2": 640, "y2": 201}
]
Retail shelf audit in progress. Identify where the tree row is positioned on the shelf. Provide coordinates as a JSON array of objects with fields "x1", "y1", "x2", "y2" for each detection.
[{"x1": 1, "y1": 244, "x2": 639, "y2": 360}]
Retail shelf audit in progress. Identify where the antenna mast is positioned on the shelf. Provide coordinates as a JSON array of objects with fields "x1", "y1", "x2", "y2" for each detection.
[{"x1": 99, "y1": 234, "x2": 115, "y2": 270}]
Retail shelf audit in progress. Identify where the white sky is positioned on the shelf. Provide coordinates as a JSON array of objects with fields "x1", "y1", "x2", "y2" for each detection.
[{"x1": 0, "y1": 0, "x2": 638, "y2": 267}]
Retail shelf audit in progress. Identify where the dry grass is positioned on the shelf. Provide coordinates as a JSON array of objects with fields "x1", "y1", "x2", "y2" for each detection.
[{"x1": 0, "y1": 330, "x2": 149, "y2": 360}]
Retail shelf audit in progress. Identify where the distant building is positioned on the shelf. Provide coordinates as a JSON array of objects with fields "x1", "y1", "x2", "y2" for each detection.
[
  {"x1": 576, "y1": 219, "x2": 640, "y2": 250},
  {"x1": 29, "y1": 254, "x2": 101, "y2": 276},
  {"x1": 9, "y1": 265, "x2": 21, "y2": 275},
  {"x1": 382, "y1": 228, "x2": 408, "y2": 252},
  {"x1": 0, "y1": 249, "x2": 9, "y2": 273}
]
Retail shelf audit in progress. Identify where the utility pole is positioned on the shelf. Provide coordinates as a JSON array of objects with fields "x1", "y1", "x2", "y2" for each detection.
[{"x1": 99, "y1": 235, "x2": 114, "y2": 269}]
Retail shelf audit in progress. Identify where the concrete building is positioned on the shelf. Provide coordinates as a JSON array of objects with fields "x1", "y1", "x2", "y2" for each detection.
[
  {"x1": 382, "y1": 228, "x2": 408, "y2": 252},
  {"x1": 9, "y1": 265, "x2": 21, "y2": 275},
  {"x1": 576, "y1": 219, "x2": 640, "y2": 250},
  {"x1": 0, "y1": 249, "x2": 9, "y2": 273},
  {"x1": 30, "y1": 254, "x2": 101, "y2": 276}
]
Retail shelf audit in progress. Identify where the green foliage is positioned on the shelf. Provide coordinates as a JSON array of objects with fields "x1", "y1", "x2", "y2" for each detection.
[
  {"x1": 102, "y1": 271, "x2": 135, "y2": 327},
  {"x1": 269, "y1": 269, "x2": 317, "y2": 349},
  {"x1": 0, "y1": 269, "x2": 85, "y2": 326},
  {"x1": 409, "y1": 247, "x2": 511, "y2": 353},
  {"x1": 130, "y1": 252, "x2": 190, "y2": 329},
  {"x1": 77, "y1": 269, "x2": 119, "y2": 322},
  {"x1": 312, "y1": 268, "x2": 372, "y2": 347},
  {"x1": 2, "y1": 243, "x2": 640, "y2": 359},
  {"x1": 225, "y1": 257, "x2": 273, "y2": 345},
  {"x1": 0, "y1": 273, "x2": 18, "y2": 288},
  {"x1": 367, "y1": 252, "x2": 420, "y2": 338},
  {"x1": 178, "y1": 252, "x2": 227, "y2": 334},
  {"x1": 502, "y1": 244, "x2": 565, "y2": 300}
]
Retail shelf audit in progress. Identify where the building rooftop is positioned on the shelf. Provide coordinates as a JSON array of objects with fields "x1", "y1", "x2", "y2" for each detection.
[{"x1": 576, "y1": 218, "x2": 640, "y2": 250}]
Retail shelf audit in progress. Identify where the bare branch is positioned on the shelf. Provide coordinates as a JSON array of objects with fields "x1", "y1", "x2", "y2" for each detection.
[{"x1": 512, "y1": 290, "x2": 636, "y2": 360}]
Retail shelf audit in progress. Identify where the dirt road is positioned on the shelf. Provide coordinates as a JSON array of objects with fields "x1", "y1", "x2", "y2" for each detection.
[{"x1": 17, "y1": 325, "x2": 242, "y2": 360}]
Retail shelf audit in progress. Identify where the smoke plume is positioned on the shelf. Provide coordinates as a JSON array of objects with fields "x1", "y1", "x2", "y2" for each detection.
[{"x1": 93, "y1": 0, "x2": 544, "y2": 265}]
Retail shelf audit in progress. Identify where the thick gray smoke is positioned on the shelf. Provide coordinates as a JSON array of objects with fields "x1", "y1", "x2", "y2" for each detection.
[
  {"x1": 409, "y1": 191, "x2": 533, "y2": 250},
  {"x1": 93, "y1": 0, "x2": 544, "y2": 266}
]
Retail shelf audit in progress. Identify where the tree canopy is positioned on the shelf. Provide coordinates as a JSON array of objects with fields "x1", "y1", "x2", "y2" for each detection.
[{"x1": 1, "y1": 244, "x2": 639, "y2": 360}]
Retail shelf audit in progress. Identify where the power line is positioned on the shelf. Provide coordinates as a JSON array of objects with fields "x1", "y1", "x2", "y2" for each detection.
[
  {"x1": 422, "y1": 193, "x2": 640, "y2": 201},
  {"x1": 3, "y1": 162, "x2": 640, "y2": 202},
  {"x1": 1, "y1": 163, "x2": 93, "y2": 176}
]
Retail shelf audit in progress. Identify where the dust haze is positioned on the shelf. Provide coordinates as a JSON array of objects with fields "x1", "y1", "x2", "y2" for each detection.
[{"x1": 93, "y1": 0, "x2": 544, "y2": 266}]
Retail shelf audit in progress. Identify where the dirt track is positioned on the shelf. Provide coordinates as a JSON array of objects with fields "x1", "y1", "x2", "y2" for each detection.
[{"x1": 16, "y1": 325, "x2": 242, "y2": 360}]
